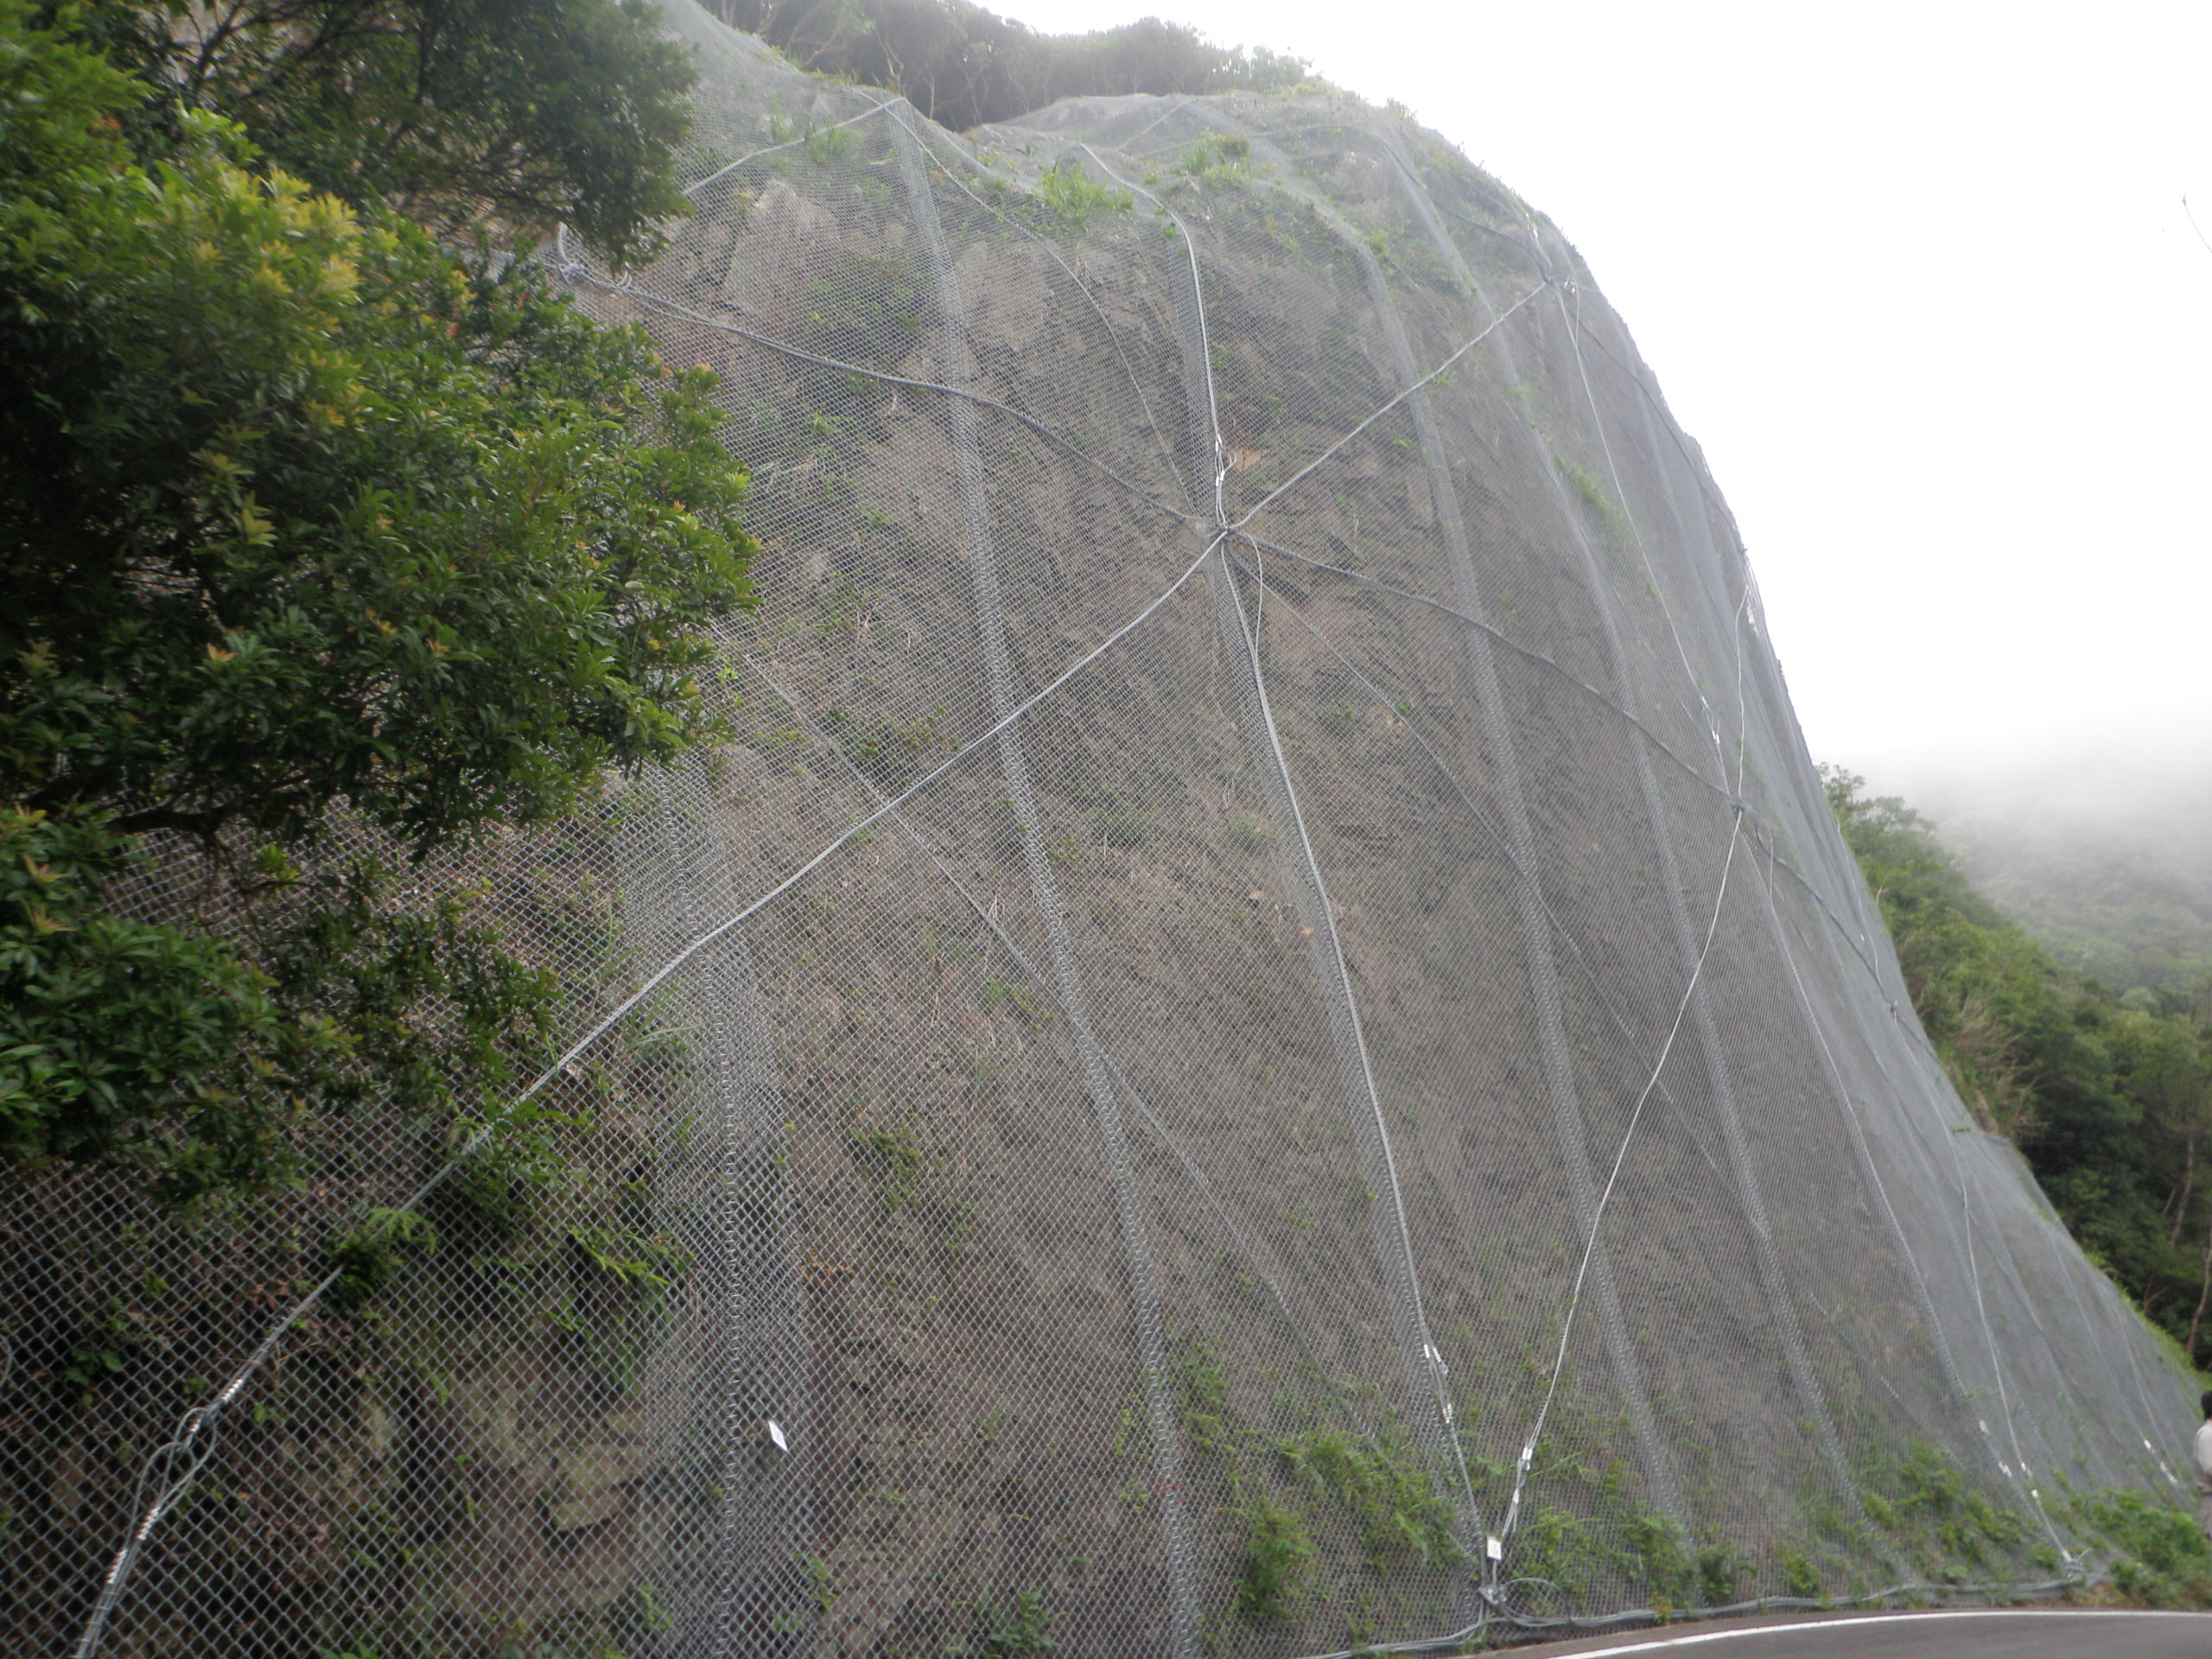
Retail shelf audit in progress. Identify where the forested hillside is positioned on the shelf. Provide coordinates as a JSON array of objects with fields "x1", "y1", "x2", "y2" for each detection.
[
  {"x1": 704, "y1": 0, "x2": 1315, "y2": 128},
  {"x1": 1940, "y1": 797, "x2": 2212, "y2": 1001},
  {"x1": 1825, "y1": 768, "x2": 2212, "y2": 1367}
]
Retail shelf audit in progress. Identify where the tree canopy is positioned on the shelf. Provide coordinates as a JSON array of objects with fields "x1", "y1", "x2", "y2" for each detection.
[
  {"x1": 709, "y1": 0, "x2": 1315, "y2": 131},
  {"x1": 0, "y1": 2, "x2": 752, "y2": 1204},
  {"x1": 78, "y1": 0, "x2": 700, "y2": 266}
]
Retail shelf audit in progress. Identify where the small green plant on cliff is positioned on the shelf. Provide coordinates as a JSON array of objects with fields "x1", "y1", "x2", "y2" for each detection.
[
  {"x1": 1037, "y1": 160, "x2": 1132, "y2": 230},
  {"x1": 1554, "y1": 454, "x2": 1618, "y2": 529},
  {"x1": 327, "y1": 1209, "x2": 438, "y2": 1313},
  {"x1": 1275, "y1": 1427, "x2": 1461, "y2": 1568},
  {"x1": 971, "y1": 1589, "x2": 1061, "y2": 1657},
  {"x1": 1236, "y1": 1494, "x2": 1319, "y2": 1621},
  {"x1": 2066, "y1": 1487, "x2": 2212, "y2": 1606},
  {"x1": 1854, "y1": 1440, "x2": 2027, "y2": 1576},
  {"x1": 849, "y1": 1122, "x2": 926, "y2": 1211}
]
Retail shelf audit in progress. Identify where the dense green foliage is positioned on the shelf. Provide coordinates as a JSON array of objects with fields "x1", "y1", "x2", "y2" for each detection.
[
  {"x1": 2065, "y1": 1484, "x2": 2212, "y2": 1607},
  {"x1": 78, "y1": 0, "x2": 699, "y2": 266},
  {"x1": 1824, "y1": 768, "x2": 2212, "y2": 1364},
  {"x1": 0, "y1": 3, "x2": 753, "y2": 1204},
  {"x1": 709, "y1": 0, "x2": 1314, "y2": 130}
]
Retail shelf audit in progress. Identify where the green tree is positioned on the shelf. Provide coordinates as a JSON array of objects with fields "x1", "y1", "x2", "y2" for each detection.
[
  {"x1": 708, "y1": 0, "x2": 1312, "y2": 132},
  {"x1": 0, "y1": 5, "x2": 753, "y2": 1203},
  {"x1": 1823, "y1": 767, "x2": 2212, "y2": 1361},
  {"x1": 78, "y1": 0, "x2": 698, "y2": 267}
]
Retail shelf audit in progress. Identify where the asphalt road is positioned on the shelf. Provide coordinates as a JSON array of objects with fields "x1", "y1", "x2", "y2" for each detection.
[{"x1": 1508, "y1": 1609, "x2": 2212, "y2": 1656}]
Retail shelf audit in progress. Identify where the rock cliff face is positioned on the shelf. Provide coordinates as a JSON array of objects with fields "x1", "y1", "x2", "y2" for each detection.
[{"x1": 4, "y1": 4, "x2": 2196, "y2": 1656}]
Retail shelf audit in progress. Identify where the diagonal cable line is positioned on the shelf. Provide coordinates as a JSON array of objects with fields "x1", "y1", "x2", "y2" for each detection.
[
  {"x1": 73, "y1": 533, "x2": 1224, "y2": 1659},
  {"x1": 1500, "y1": 807, "x2": 1746, "y2": 1550}
]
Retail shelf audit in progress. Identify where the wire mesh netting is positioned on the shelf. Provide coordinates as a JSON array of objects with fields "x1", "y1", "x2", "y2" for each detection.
[{"x1": 4, "y1": 5, "x2": 2199, "y2": 1655}]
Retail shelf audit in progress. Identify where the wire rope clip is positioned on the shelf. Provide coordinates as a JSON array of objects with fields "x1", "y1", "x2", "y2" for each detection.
[{"x1": 766, "y1": 1418, "x2": 789, "y2": 1453}]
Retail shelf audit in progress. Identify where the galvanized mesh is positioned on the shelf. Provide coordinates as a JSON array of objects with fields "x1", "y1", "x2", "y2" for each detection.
[{"x1": 5, "y1": 5, "x2": 2197, "y2": 1655}]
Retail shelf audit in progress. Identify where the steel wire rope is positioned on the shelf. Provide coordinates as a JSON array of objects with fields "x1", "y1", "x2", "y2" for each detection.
[
  {"x1": 1482, "y1": 211, "x2": 1872, "y2": 1550},
  {"x1": 1500, "y1": 805, "x2": 1746, "y2": 1554},
  {"x1": 892, "y1": 110, "x2": 1204, "y2": 1656},
  {"x1": 1787, "y1": 873, "x2": 2079, "y2": 1560},
  {"x1": 1065, "y1": 143, "x2": 1227, "y2": 522},
  {"x1": 550, "y1": 232, "x2": 1200, "y2": 535},
  {"x1": 1175, "y1": 109, "x2": 1694, "y2": 1546},
  {"x1": 888, "y1": 108, "x2": 1184, "y2": 494},
  {"x1": 739, "y1": 652, "x2": 1382, "y2": 1445},
  {"x1": 1747, "y1": 831, "x2": 2032, "y2": 1504},
  {"x1": 1235, "y1": 543, "x2": 1744, "y2": 1211},
  {"x1": 71, "y1": 534, "x2": 1224, "y2": 1659},
  {"x1": 1214, "y1": 542, "x2": 1490, "y2": 1556},
  {"x1": 1094, "y1": 129, "x2": 1496, "y2": 1565}
]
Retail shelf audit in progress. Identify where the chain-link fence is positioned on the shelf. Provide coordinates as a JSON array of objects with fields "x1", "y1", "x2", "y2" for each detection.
[{"x1": 4, "y1": 5, "x2": 2196, "y2": 1655}]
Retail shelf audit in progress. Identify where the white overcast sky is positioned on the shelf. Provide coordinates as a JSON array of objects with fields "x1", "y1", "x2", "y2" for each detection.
[{"x1": 999, "y1": 0, "x2": 2212, "y2": 799}]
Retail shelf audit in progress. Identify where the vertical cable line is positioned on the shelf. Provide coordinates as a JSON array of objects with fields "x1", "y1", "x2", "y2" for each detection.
[
  {"x1": 1751, "y1": 840, "x2": 1976, "y2": 1418},
  {"x1": 1385, "y1": 119, "x2": 1866, "y2": 1540},
  {"x1": 1630, "y1": 385, "x2": 2025, "y2": 1509},
  {"x1": 2026, "y1": 1179, "x2": 2183, "y2": 1492},
  {"x1": 741, "y1": 653, "x2": 1383, "y2": 1446},
  {"x1": 1546, "y1": 261, "x2": 1870, "y2": 1538},
  {"x1": 1313, "y1": 119, "x2": 1688, "y2": 1544},
  {"x1": 634, "y1": 760, "x2": 813, "y2": 1656},
  {"x1": 892, "y1": 115, "x2": 1203, "y2": 1659},
  {"x1": 1086, "y1": 137, "x2": 1488, "y2": 1577}
]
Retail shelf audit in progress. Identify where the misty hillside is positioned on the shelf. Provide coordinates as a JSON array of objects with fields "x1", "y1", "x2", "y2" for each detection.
[
  {"x1": 1872, "y1": 760, "x2": 2212, "y2": 1001},
  {"x1": 1824, "y1": 767, "x2": 2212, "y2": 1382}
]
